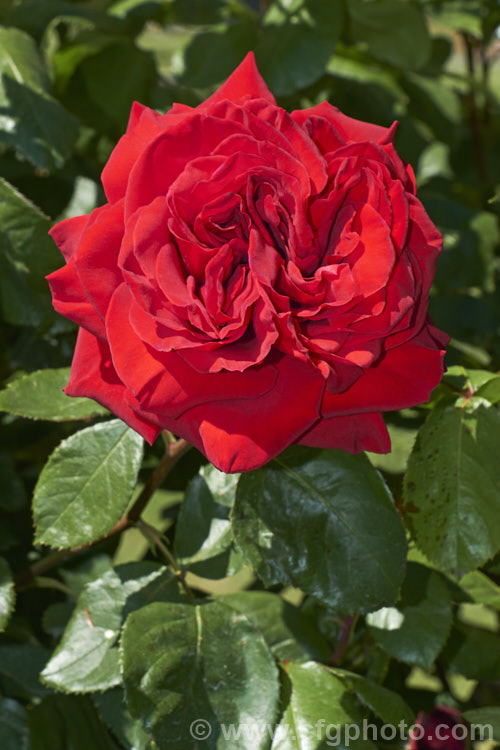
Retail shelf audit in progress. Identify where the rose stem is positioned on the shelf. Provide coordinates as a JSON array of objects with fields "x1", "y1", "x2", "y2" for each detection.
[
  {"x1": 329, "y1": 615, "x2": 355, "y2": 666},
  {"x1": 136, "y1": 518, "x2": 195, "y2": 600}
]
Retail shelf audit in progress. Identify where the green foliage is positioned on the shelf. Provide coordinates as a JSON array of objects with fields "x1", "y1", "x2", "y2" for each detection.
[
  {"x1": 367, "y1": 563, "x2": 452, "y2": 670},
  {"x1": 233, "y1": 447, "x2": 406, "y2": 613},
  {"x1": 33, "y1": 420, "x2": 144, "y2": 548},
  {"x1": 173, "y1": 465, "x2": 244, "y2": 579},
  {"x1": 0, "y1": 177, "x2": 60, "y2": 326},
  {"x1": 1, "y1": 0, "x2": 500, "y2": 747},
  {"x1": 121, "y1": 599, "x2": 280, "y2": 749},
  {"x1": 272, "y1": 662, "x2": 376, "y2": 749},
  {"x1": 403, "y1": 398, "x2": 500, "y2": 576},
  {"x1": 347, "y1": 0, "x2": 431, "y2": 70},
  {"x1": 42, "y1": 563, "x2": 181, "y2": 692},
  {"x1": 0, "y1": 368, "x2": 108, "y2": 421},
  {"x1": 0, "y1": 25, "x2": 79, "y2": 169}
]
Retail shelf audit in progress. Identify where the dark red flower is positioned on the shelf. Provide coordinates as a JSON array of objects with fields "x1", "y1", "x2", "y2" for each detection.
[
  {"x1": 409, "y1": 706, "x2": 469, "y2": 750},
  {"x1": 47, "y1": 53, "x2": 447, "y2": 472}
]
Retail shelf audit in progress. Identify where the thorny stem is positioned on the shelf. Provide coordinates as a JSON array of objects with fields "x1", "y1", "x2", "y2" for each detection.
[
  {"x1": 137, "y1": 518, "x2": 195, "y2": 600},
  {"x1": 329, "y1": 615, "x2": 355, "y2": 666},
  {"x1": 14, "y1": 436, "x2": 191, "y2": 590}
]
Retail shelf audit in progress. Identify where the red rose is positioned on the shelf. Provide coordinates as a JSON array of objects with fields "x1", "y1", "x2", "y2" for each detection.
[
  {"x1": 409, "y1": 706, "x2": 469, "y2": 749},
  {"x1": 47, "y1": 53, "x2": 447, "y2": 473}
]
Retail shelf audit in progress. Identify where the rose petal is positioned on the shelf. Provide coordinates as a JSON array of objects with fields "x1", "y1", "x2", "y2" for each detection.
[
  {"x1": 48, "y1": 214, "x2": 90, "y2": 262},
  {"x1": 199, "y1": 52, "x2": 276, "y2": 109},
  {"x1": 298, "y1": 412, "x2": 391, "y2": 453},
  {"x1": 321, "y1": 325, "x2": 448, "y2": 416},
  {"x1": 152, "y1": 353, "x2": 325, "y2": 473},
  {"x1": 292, "y1": 101, "x2": 397, "y2": 145},
  {"x1": 102, "y1": 102, "x2": 192, "y2": 203},
  {"x1": 125, "y1": 115, "x2": 243, "y2": 218},
  {"x1": 46, "y1": 263, "x2": 105, "y2": 339},
  {"x1": 74, "y1": 200, "x2": 125, "y2": 319},
  {"x1": 106, "y1": 284, "x2": 278, "y2": 419},
  {"x1": 65, "y1": 328, "x2": 161, "y2": 444}
]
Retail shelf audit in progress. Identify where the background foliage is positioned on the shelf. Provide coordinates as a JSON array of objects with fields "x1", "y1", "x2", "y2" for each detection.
[{"x1": 0, "y1": 0, "x2": 500, "y2": 748}]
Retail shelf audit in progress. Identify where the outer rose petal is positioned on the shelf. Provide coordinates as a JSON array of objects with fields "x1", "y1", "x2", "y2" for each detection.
[
  {"x1": 101, "y1": 102, "x2": 192, "y2": 203},
  {"x1": 298, "y1": 412, "x2": 391, "y2": 454},
  {"x1": 65, "y1": 328, "x2": 161, "y2": 444},
  {"x1": 124, "y1": 115, "x2": 244, "y2": 219},
  {"x1": 73, "y1": 200, "x2": 125, "y2": 320},
  {"x1": 48, "y1": 215, "x2": 90, "y2": 262},
  {"x1": 291, "y1": 101, "x2": 397, "y2": 145},
  {"x1": 321, "y1": 325, "x2": 448, "y2": 417},
  {"x1": 46, "y1": 263, "x2": 106, "y2": 340},
  {"x1": 199, "y1": 52, "x2": 276, "y2": 109},
  {"x1": 146, "y1": 354, "x2": 325, "y2": 473}
]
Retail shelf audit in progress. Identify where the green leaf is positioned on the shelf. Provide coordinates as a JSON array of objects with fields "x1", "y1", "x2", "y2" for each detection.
[
  {"x1": 174, "y1": 466, "x2": 244, "y2": 578},
  {"x1": 463, "y1": 708, "x2": 500, "y2": 742},
  {"x1": 0, "y1": 75, "x2": 80, "y2": 170},
  {"x1": 271, "y1": 662, "x2": 375, "y2": 750},
  {"x1": 0, "y1": 25, "x2": 50, "y2": 93},
  {"x1": 0, "y1": 644, "x2": 50, "y2": 697},
  {"x1": 427, "y1": 6, "x2": 483, "y2": 40},
  {"x1": 60, "y1": 553, "x2": 113, "y2": 598},
  {"x1": 94, "y1": 687, "x2": 152, "y2": 750},
  {"x1": 41, "y1": 563, "x2": 180, "y2": 692},
  {"x1": 0, "y1": 26, "x2": 79, "y2": 169},
  {"x1": 232, "y1": 447, "x2": 407, "y2": 613},
  {"x1": 0, "y1": 177, "x2": 60, "y2": 327},
  {"x1": 80, "y1": 41, "x2": 156, "y2": 127},
  {"x1": 28, "y1": 694, "x2": 120, "y2": 750},
  {"x1": 459, "y1": 570, "x2": 500, "y2": 610},
  {"x1": 257, "y1": 0, "x2": 343, "y2": 96},
  {"x1": 403, "y1": 399, "x2": 500, "y2": 577},
  {"x1": 475, "y1": 375, "x2": 500, "y2": 405},
  {"x1": 61, "y1": 553, "x2": 114, "y2": 596},
  {"x1": 402, "y1": 73, "x2": 461, "y2": 143},
  {"x1": 33, "y1": 419, "x2": 144, "y2": 549},
  {"x1": 329, "y1": 669, "x2": 415, "y2": 727},
  {"x1": 367, "y1": 563, "x2": 452, "y2": 671},
  {"x1": 220, "y1": 591, "x2": 331, "y2": 663},
  {"x1": 0, "y1": 368, "x2": 108, "y2": 421},
  {"x1": 326, "y1": 55, "x2": 405, "y2": 102},
  {"x1": 179, "y1": 21, "x2": 258, "y2": 90},
  {"x1": 0, "y1": 697, "x2": 29, "y2": 750},
  {"x1": 121, "y1": 600, "x2": 280, "y2": 750},
  {"x1": 49, "y1": 23, "x2": 116, "y2": 94},
  {"x1": 367, "y1": 422, "x2": 417, "y2": 476},
  {"x1": 0, "y1": 556, "x2": 15, "y2": 632},
  {"x1": 170, "y1": 0, "x2": 227, "y2": 25},
  {"x1": 42, "y1": 601, "x2": 75, "y2": 639},
  {"x1": 442, "y1": 365, "x2": 499, "y2": 395},
  {"x1": 441, "y1": 622, "x2": 500, "y2": 681},
  {"x1": 4, "y1": 0, "x2": 107, "y2": 39},
  {"x1": 256, "y1": 22, "x2": 339, "y2": 96},
  {"x1": 347, "y1": 0, "x2": 431, "y2": 70}
]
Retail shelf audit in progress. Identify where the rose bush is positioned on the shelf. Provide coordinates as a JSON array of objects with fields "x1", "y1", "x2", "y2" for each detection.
[{"x1": 47, "y1": 52, "x2": 447, "y2": 472}]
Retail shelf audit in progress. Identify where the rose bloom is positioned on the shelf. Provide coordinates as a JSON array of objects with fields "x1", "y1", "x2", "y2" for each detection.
[
  {"x1": 409, "y1": 706, "x2": 469, "y2": 750},
  {"x1": 47, "y1": 53, "x2": 447, "y2": 473}
]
